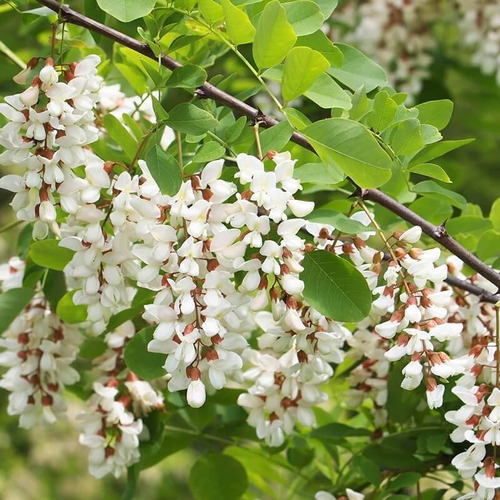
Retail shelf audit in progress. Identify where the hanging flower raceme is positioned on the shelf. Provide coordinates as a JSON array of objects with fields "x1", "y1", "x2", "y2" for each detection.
[
  {"x1": 78, "y1": 320, "x2": 164, "y2": 478},
  {"x1": 0, "y1": 256, "x2": 81, "y2": 428},
  {"x1": 0, "y1": 55, "x2": 107, "y2": 239}
]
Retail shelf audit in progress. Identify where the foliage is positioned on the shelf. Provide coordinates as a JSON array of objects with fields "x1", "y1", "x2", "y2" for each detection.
[{"x1": 0, "y1": 1, "x2": 498, "y2": 500}]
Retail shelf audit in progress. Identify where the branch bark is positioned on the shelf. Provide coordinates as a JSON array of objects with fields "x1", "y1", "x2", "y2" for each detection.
[{"x1": 34, "y1": 0, "x2": 500, "y2": 294}]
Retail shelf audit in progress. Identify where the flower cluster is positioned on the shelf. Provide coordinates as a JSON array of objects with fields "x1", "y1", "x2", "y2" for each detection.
[
  {"x1": 0, "y1": 55, "x2": 105, "y2": 239},
  {"x1": 0, "y1": 256, "x2": 81, "y2": 428},
  {"x1": 457, "y1": 0, "x2": 500, "y2": 86},
  {"x1": 332, "y1": 0, "x2": 437, "y2": 101},
  {"x1": 78, "y1": 320, "x2": 164, "y2": 478}
]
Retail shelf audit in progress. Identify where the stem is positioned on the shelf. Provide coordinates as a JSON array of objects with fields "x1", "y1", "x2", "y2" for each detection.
[
  {"x1": 0, "y1": 219, "x2": 23, "y2": 233},
  {"x1": 361, "y1": 189, "x2": 500, "y2": 289},
  {"x1": 129, "y1": 123, "x2": 160, "y2": 169},
  {"x1": 176, "y1": 131, "x2": 183, "y2": 168},
  {"x1": 496, "y1": 306, "x2": 499, "y2": 387},
  {"x1": 0, "y1": 40, "x2": 25, "y2": 68},
  {"x1": 254, "y1": 123, "x2": 263, "y2": 160},
  {"x1": 359, "y1": 200, "x2": 411, "y2": 295},
  {"x1": 174, "y1": 7, "x2": 284, "y2": 111},
  {"x1": 34, "y1": 0, "x2": 500, "y2": 293}
]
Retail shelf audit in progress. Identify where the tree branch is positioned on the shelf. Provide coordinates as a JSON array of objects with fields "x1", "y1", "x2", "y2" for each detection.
[
  {"x1": 444, "y1": 275, "x2": 499, "y2": 304},
  {"x1": 34, "y1": 0, "x2": 500, "y2": 294},
  {"x1": 362, "y1": 188, "x2": 500, "y2": 291}
]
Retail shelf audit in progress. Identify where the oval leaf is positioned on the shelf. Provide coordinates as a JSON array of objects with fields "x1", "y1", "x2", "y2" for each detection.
[
  {"x1": 304, "y1": 118, "x2": 392, "y2": 188},
  {"x1": 166, "y1": 103, "x2": 219, "y2": 135},
  {"x1": 282, "y1": 47, "x2": 329, "y2": 103},
  {"x1": 145, "y1": 145, "x2": 183, "y2": 196},
  {"x1": 301, "y1": 250, "x2": 371, "y2": 322},
  {"x1": 97, "y1": 0, "x2": 156, "y2": 23},
  {"x1": 28, "y1": 240, "x2": 75, "y2": 271},
  {"x1": 56, "y1": 290, "x2": 88, "y2": 324},
  {"x1": 253, "y1": 1, "x2": 297, "y2": 69},
  {"x1": 221, "y1": 0, "x2": 256, "y2": 45}
]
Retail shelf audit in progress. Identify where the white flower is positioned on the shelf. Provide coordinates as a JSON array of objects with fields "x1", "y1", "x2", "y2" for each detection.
[{"x1": 187, "y1": 379, "x2": 206, "y2": 408}]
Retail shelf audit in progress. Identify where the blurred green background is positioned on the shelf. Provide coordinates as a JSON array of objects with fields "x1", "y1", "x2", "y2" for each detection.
[{"x1": 0, "y1": 1, "x2": 498, "y2": 498}]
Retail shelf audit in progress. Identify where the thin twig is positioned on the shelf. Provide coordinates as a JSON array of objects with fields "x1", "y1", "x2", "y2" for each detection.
[{"x1": 33, "y1": 0, "x2": 500, "y2": 293}]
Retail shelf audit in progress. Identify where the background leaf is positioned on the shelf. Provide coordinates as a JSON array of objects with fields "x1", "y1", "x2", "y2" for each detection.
[
  {"x1": 188, "y1": 453, "x2": 248, "y2": 500},
  {"x1": 124, "y1": 326, "x2": 166, "y2": 380}
]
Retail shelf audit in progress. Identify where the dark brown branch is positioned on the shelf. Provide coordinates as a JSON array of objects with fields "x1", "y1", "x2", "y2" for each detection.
[
  {"x1": 362, "y1": 188, "x2": 500, "y2": 291},
  {"x1": 444, "y1": 275, "x2": 499, "y2": 304},
  {"x1": 35, "y1": 0, "x2": 500, "y2": 294}
]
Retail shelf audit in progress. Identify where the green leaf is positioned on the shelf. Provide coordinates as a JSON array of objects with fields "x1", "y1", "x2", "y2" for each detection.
[
  {"x1": 306, "y1": 210, "x2": 370, "y2": 234},
  {"x1": 408, "y1": 197, "x2": 453, "y2": 226},
  {"x1": 352, "y1": 455, "x2": 381, "y2": 486},
  {"x1": 328, "y1": 43, "x2": 387, "y2": 92},
  {"x1": 282, "y1": 47, "x2": 329, "y2": 103},
  {"x1": 283, "y1": 108, "x2": 312, "y2": 130},
  {"x1": 198, "y1": 0, "x2": 224, "y2": 24},
  {"x1": 150, "y1": 95, "x2": 169, "y2": 121},
  {"x1": 296, "y1": 30, "x2": 343, "y2": 66},
  {"x1": 56, "y1": 290, "x2": 87, "y2": 324},
  {"x1": 303, "y1": 118, "x2": 392, "y2": 188},
  {"x1": 367, "y1": 91, "x2": 397, "y2": 132},
  {"x1": 302, "y1": 250, "x2": 372, "y2": 322},
  {"x1": 167, "y1": 64, "x2": 207, "y2": 89},
  {"x1": 477, "y1": 230, "x2": 500, "y2": 261},
  {"x1": 409, "y1": 163, "x2": 451, "y2": 183},
  {"x1": 390, "y1": 119, "x2": 425, "y2": 156},
  {"x1": 349, "y1": 85, "x2": 369, "y2": 121},
  {"x1": 283, "y1": 1, "x2": 324, "y2": 36},
  {"x1": 415, "y1": 99, "x2": 453, "y2": 131},
  {"x1": 387, "y1": 472, "x2": 421, "y2": 492},
  {"x1": 314, "y1": 0, "x2": 338, "y2": 18},
  {"x1": 28, "y1": 240, "x2": 75, "y2": 271},
  {"x1": 104, "y1": 306, "x2": 144, "y2": 334},
  {"x1": 124, "y1": 326, "x2": 166, "y2": 380},
  {"x1": 446, "y1": 216, "x2": 493, "y2": 238},
  {"x1": 0, "y1": 288, "x2": 35, "y2": 334},
  {"x1": 145, "y1": 146, "x2": 183, "y2": 197},
  {"x1": 221, "y1": 0, "x2": 256, "y2": 45},
  {"x1": 166, "y1": 103, "x2": 219, "y2": 135},
  {"x1": 122, "y1": 114, "x2": 145, "y2": 142},
  {"x1": 413, "y1": 180, "x2": 467, "y2": 210},
  {"x1": 140, "y1": 428, "x2": 195, "y2": 470},
  {"x1": 103, "y1": 114, "x2": 138, "y2": 161},
  {"x1": 386, "y1": 361, "x2": 424, "y2": 424},
  {"x1": 80, "y1": 337, "x2": 107, "y2": 359},
  {"x1": 410, "y1": 138, "x2": 474, "y2": 166},
  {"x1": 304, "y1": 73, "x2": 351, "y2": 110},
  {"x1": 192, "y1": 141, "x2": 226, "y2": 163},
  {"x1": 43, "y1": 270, "x2": 66, "y2": 310},
  {"x1": 257, "y1": 120, "x2": 293, "y2": 155},
  {"x1": 310, "y1": 423, "x2": 371, "y2": 440},
  {"x1": 189, "y1": 453, "x2": 248, "y2": 500},
  {"x1": 294, "y1": 163, "x2": 343, "y2": 185},
  {"x1": 490, "y1": 198, "x2": 500, "y2": 231},
  {"x1": 253, "y1": 1, "x2": 297, "y2": 69},
  {"x1": 96, "y1": 0, "x2": 156, "y2": 22}
]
